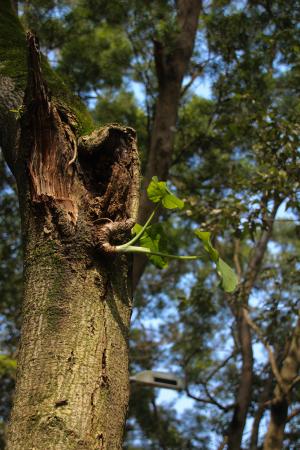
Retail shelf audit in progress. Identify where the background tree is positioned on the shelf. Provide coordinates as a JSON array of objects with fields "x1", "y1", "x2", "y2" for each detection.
[{"x1": 0, "y1": 155, "x2": 21, "y2": 448}]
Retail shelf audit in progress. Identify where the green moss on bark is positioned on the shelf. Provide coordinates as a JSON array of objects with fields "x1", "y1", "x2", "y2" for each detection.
[
  {"x1": 0, "y1": 0, "x2": 27, "y2": 89},
  {"x1": 41, "y1": 56, "x2": 94, "y2": 135},
  {"x1": 0, "y1": 0, "x2": 94, "y2": 136}
]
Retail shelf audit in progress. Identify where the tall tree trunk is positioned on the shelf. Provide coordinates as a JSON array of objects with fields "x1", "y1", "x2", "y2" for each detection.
[
  {"x1": 1, "y1": 5, "x2": 140, "y2": 449},
  {"x1": 263, "y1": 315, "x2": 300, "y2": 450},
  {"x1": 227, "y1": 204, "x2": 279, "y2": 450},
  {"x1": 132, "y1": 0, "x2": 202, "y2": 290}
]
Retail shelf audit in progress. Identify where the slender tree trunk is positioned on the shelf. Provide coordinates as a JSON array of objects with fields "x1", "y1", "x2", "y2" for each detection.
[
  {"x1": 1, "y1": 6, "x2": 140, "y2": 448},
  {"x1": 132, "y1": 0, "x2": 202, "y2": 290},
  {"x1": 263, "y1": 315, "x2": 300, "y2": 450},
  {"x1": 227, "y1": 307, "x2": 253, "y2": 450},
  {"x1": 227, "y1": 204, "x2": 279, "y2": 450},
  {"x1": 249, "y1": 373, "x2": 273, "y2": 450}
]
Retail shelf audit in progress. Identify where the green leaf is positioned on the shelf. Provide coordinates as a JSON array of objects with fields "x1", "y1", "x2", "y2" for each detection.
[
  {"x1": 194, "y1": 230, "x2": 219, "y2": 263},
  {"x1": 216, "y1": 258, "x2": 238, "y2": 293},
  {"x1": 162, "y1": 194, "x2": 184, "y2": 209},
  {"x1": 146, "y1": 176, "x2": 166, "y2": 203},
  {"x1": 132, "y1": 223, "x2": 169, "y2": 269},
  {"x1": 147, "y1": 176, "x2": 184, "y2": 209},
  {"x1": 132, "y1": 223, "x2": 143, "y2": 236},
  {"x1": 195, "y1": 229, "x2": 238, "y2": 293}
]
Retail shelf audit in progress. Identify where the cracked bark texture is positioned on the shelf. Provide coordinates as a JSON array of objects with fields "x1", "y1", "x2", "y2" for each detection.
[{"x1": 1, "y1": 3, "x2": 139, "y2": 449}]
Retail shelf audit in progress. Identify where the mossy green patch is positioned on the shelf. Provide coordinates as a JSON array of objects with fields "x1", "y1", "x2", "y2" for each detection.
[
  {"x1": 29, "y1": 240, "x2": 59, "y2": 264},
  {"x1": 41, "y1": 55, "x2": 94, "y2": 136},
  {"x1": 0, "y1": 0, "x2": 94, "y2": 135},
  {"x1": 0, "y1": 0, "x2": 27, "y2": 89}
]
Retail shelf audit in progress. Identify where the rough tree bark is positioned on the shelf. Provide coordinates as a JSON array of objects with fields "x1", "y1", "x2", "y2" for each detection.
[
  {"x1": 263, "y1": 316, "x2": 300, "y2": 450},
  {"x1": 132, "y1": 0, "x2": 202, "y2": 290},
  {"x1": 1, "y1": 3, "x2": 139, "y2": 449}
]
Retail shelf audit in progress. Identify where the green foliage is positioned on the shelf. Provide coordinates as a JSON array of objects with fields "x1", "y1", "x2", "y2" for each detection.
[
  {"x1": 132, "y1": 223, "x2": 168, "y2": 269},
  {"x1": 0, "y1": 356, "x2": 16, "y2": 377},
  {"x1": 215, "y1": 258, "x2": 238, "y2": 294},
  {"x1": 122, "y1": 179, "x2": 238, "y2": 293},
  {"x1": 0, "y1": 154, "x2": 22, "y2": 352},
  {"x1": 58, "y1": 24, "x2": 132, "y2": 93},
  {"x1": 194, "y1": 231, "x2": 218, "y2": 262},
  {"x1": 147, "y1": 176, "x2": 184, "y2": 209},
  {"x1": 194, "y1": 230, "x2": 238, "y2": 293},
  {"x1": 93, "y1": 90, "x2": 148, "y2": 159},
  {"x1": 0, "y1": 154, "x2": 21, "y2": 448}
]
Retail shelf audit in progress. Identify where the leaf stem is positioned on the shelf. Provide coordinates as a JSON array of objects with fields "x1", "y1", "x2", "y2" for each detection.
[
  {"x1": 118, "y1": 245, "x2": 200, "y2": 261},
  {"x1": 116, "y1": 205, "x2": 159, "y2": 251}
]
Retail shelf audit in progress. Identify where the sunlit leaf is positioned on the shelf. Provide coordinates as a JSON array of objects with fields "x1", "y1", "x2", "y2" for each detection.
[
  {"x1": 147, "y1": 176, "x2": 184, "y2": 209},
  {"x1": 194, "y1": 230, "x2": 219, "y2": 262},
  {"x1": 132, "y1": 223, "x2": 143, "y2": 236},
  {"x1": 216, "y1": 258, "x2": 238, "y2": 293},
  {"x1": 132, "y1": 223, "x2": 168, "y2": 269},
  {"x1": 195, "y1": 229, "x2": 238, "y2": 293},
  {"x1": 162, "y1": 193, "x2": 184, "y2": 209}
]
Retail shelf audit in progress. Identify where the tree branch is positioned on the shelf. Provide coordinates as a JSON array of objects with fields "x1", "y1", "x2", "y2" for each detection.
[
  {"x1": 243, "y1": 199, "x2": 281, "y2": 297},
  {"x1": 185, "y1": 384, "x2": 231, "y2": 412},
  {"x1": 244, "y1": 309, "x2": 286, "y2": 393},
  {"x1": 263, "y1": 314, "x2": 300, "y2": 449},
  {"x1": 184, "y1": 351, "x2": 234, "y2": 412},
  {"x1": 205, "y1": 351, "x2": 237, "y2": 383},
  {"x1": 287, "y1": 407, "x2": 300, "y2": 423}
]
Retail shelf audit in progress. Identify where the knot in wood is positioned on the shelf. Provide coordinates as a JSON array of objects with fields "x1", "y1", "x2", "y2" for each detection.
[{"x1": 97, "y1": 220, "x2": 135, "y2": 255}]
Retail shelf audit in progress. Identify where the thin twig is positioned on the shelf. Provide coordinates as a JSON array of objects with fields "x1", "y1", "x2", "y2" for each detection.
[
  {"x1": 185, "y1": 384, "x2": 231, "y2": 412},
  {"x1": 202, "y1": 382, "x2": 233, "y2": 412},
  {"x1": 287, "y1": 407, "x2": 300, "y2": 422},
  {"x1": 205, "y1": 351, "x2": 237, "y2": 383},
  {"x1": 217, "y1": 436, "x2": 228, "y2": 450},
  {"x1": 180, "y1": 59, "x2": 213, "y2": 97},
  {"x1": 243, "y1": 309, "x2": 286, "y2": 394},
  {"x1": 290, "y1": 375, "x2": 300, "y2": 390}
]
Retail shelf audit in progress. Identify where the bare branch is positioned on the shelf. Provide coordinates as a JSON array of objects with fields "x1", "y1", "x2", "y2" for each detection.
[
  {"x1": 180, "y1": 62, "x2": 206, "y2": 97},
  {"x1": 287, "y1": 407, "x2": 300, "y2": 423},
  {"x1": 205, "y1": 351, "x2": 237, "y2": 383},
  {"x1": 217, "y1": 436, "x2": 228, "y2": 450},
  {"x1": 244, "y1": 309, "x2": 286, "y2": 394},
  {"x1": 185, "y1": 383, "x2": 232, "y2": 412},
  {"x1": 290, "y1": 375, "x2": 300, "y2": 390}
]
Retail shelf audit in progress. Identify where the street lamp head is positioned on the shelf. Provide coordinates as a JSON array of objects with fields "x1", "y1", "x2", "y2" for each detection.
[{"x1": 130, "y1": 370, "x2": 184, "y2": 391}]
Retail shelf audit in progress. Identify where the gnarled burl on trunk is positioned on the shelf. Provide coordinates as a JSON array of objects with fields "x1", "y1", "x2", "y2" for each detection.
[{"x1": 5, "y1": 31, "x2": 140, "y2": 450}]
